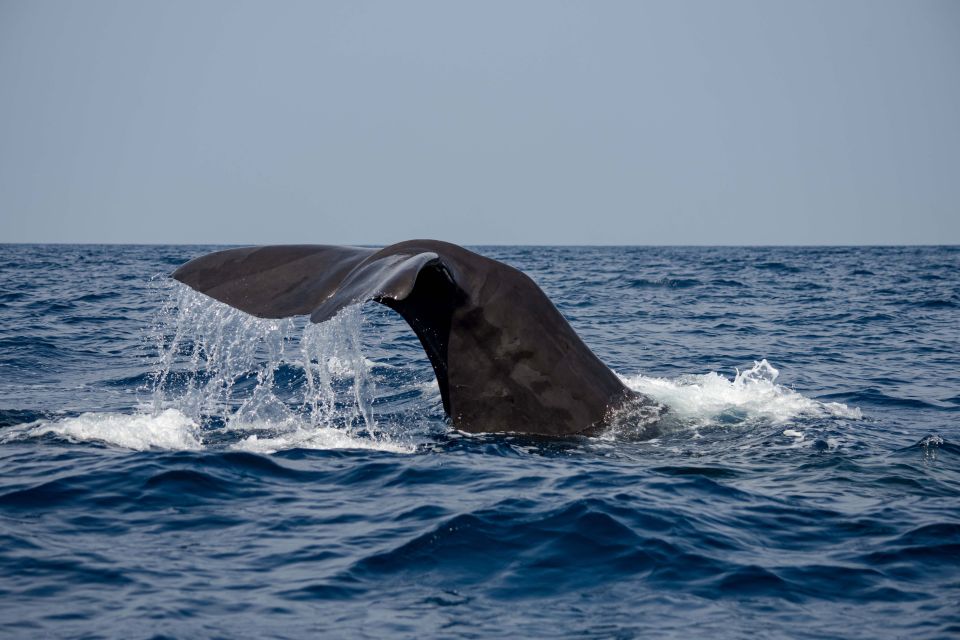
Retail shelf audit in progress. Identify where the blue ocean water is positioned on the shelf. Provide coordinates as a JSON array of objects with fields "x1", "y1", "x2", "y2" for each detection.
[{"x1": 0, "y1": 244, "x2": 958, "y2": 639}]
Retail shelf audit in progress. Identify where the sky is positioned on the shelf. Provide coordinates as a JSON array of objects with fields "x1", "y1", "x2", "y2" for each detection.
[{"x1": 0, "y1": 0, "x2": 957, "y2": 245}]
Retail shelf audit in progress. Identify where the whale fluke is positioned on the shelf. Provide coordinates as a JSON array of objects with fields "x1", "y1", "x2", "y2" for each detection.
[{"x1": 173, "y1": 240, "x2": 642, "y2": 436}]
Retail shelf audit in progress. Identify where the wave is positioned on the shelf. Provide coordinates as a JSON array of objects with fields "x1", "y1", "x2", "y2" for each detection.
[{"x1": 627, "y1": 277, "x2": 702, "y2": 289}]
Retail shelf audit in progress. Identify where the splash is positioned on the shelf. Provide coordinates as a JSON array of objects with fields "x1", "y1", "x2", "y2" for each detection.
[
  {"x1": 3, "y1": 407, "x2": 413, "y2": 454},
  {"x1": 0, "y1": 285, "x2": 416, "y2": 453},
  {"x1": 5, "y1": 283, "x2": 407, "y2": 453},
  {"x1": 3, "y1": 284, "x2": 431, "y2": 453},
  {"x1": 4, "y1": 280, "x2": 861, "y2": 452},
  {"x1": 232, "y1": 429, "x2": 413, "y2": 455},
  {"x1": 618, "y1": 359, "x2": 861, "y2": 431},
  {"x1": 149, "y1": 285, "x2": 369, "y2": 426},
  {"x1": 1, "y1": 409, "x2": 202, "y2": 451}
]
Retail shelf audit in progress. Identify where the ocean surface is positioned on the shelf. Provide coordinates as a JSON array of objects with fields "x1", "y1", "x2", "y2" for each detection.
[{"x1": 0, "y1": 244, "x2": 958, "y2": 639}]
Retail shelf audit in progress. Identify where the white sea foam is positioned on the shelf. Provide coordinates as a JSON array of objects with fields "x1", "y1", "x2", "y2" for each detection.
[
  {"x1": 232, "y1": 429, "x2": 414, "y2": 455},
  {"x1": 17, "y1": 285, "x2": 857, "y2": 453},
  {"x1": 8, "y1": 358, "x2": 858, "y2": 451},
  {"x1": 24, "y1": 409, "x2": 203, "y2": 451},
  {"x1": 620, "y1": 359, "x2": 861, "y2": 426},
  {"x1": 7, "y1": 409, "x2": 414, "y2": 454}
]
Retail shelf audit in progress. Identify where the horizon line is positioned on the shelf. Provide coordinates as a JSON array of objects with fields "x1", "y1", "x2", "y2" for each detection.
[{"x1": 1, "y1": 241, "x2": 957, "y2": 249}]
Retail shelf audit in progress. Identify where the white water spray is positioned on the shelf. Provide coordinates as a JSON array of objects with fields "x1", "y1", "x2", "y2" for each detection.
[
  {"x1": 5, "y1": 283, "x2": 860, "y2": 452},
  {"x1": 5, "y1": 284, "x2": 413, "y2": 453},
  {"x1": 618, "y1": 359, "x2": 861, "y2": 430},
  {"x1": 144, "y1": 285, "x2": 405, "y2": 449}
]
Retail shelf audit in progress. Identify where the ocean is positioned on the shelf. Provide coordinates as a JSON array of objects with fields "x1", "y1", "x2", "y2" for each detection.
[{"x1": 0, "y1": 244, "x2": 957, "y2": 638}]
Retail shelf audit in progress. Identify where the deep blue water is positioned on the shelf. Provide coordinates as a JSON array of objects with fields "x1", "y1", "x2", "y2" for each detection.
[{"x1": 1, "y1": 244, "x2": 958, "y2": 639}]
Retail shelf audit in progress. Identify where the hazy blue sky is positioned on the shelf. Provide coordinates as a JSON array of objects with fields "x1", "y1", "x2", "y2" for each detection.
[{"x1": 1, "y1": 0, "x2": 957, "y2": 245}]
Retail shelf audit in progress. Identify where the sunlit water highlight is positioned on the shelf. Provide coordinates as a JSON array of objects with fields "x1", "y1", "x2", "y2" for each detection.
[{"x1": 0, "y1": 244, "x2": 957, "y2": 638}]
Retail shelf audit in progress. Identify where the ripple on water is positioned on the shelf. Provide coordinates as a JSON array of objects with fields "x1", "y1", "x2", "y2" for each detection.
[{"x1": 0, "y1": 244, "x2": 958, "y2": 638}]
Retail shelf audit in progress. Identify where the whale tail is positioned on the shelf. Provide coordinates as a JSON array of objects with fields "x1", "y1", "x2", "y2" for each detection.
[{"x1": 173, "y1": 240, "x2": 633, "y2": 436}]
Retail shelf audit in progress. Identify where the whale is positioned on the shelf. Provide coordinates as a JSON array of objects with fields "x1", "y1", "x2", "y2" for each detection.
[{"x1": 172, "y1": 240, "x2": 661, "y2": 436}]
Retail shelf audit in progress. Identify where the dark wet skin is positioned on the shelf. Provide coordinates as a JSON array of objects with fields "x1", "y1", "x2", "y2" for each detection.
[{"x1": 173, "y1": 240, "x2": 643, "y2": 436}]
